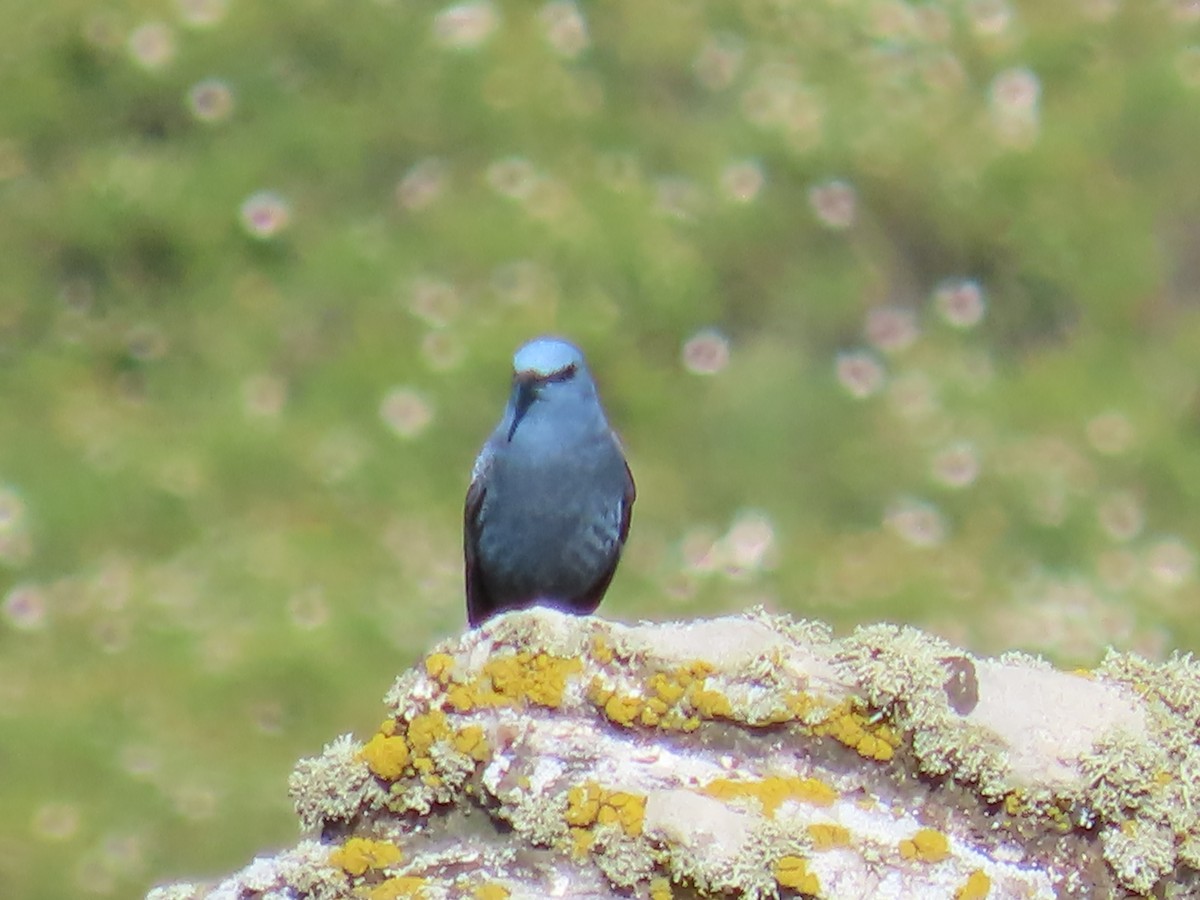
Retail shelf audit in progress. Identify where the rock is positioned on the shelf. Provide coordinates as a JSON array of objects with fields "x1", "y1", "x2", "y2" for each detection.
[{"x1": 147, "y1": 608, "x2": 1200, "y2": 899}]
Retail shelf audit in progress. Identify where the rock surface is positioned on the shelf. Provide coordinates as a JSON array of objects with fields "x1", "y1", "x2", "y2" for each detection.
[{"x1": 147, "y1": 609, "x2": 1200, "y2": 899}]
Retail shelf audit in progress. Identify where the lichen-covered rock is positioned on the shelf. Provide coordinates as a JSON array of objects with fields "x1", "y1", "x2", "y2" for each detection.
[{"x1": 147, "y1": 609, "x2": 1200, "y2": 899}]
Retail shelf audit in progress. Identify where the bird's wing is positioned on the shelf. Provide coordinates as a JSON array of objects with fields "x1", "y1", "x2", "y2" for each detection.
[
  {"x1": 579, "y1": 457, "x2": 636, "y2": 613},
  {"x1": 464, "y1": 447, "x2": 492, "y2": 627},
  {"x1": 618, "y1": 457, "x2": 636, "y2": 546}
]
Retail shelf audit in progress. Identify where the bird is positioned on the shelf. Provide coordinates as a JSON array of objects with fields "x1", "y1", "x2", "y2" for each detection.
[{"x1": 464, "y1": 336, "x2": 635, "y2": 627}]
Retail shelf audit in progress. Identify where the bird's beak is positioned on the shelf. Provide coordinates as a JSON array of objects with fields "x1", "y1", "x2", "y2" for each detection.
[{"x1": 507, "y1": 371, "x2": 539, "y2": 441}]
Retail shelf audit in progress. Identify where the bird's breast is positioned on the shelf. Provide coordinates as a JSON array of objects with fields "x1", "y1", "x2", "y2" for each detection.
[{"x1": 479, "y1": 431, "x2": 624, "y2": 546}]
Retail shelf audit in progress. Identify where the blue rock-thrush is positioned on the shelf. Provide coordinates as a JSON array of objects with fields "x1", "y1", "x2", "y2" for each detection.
[{"x1": 465, "y1": 337, "x2": 635, "y2": 626}]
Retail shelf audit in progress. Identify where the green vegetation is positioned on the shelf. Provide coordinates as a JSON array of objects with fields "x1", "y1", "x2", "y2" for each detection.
[{"x1": 1, "y1": 0, "x2": 1198, "y2": 896}]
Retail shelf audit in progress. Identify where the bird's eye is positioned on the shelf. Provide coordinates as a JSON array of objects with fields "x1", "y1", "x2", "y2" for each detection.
[{"x1": 544, "y1": 363, "x2": 577, "y2": 383}]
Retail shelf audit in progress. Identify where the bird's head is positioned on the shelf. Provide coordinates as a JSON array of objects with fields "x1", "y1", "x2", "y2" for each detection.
[
  {"x1": 512, "y1": 337, "x2": 585, "y2": 384},
  {"x1": 505, "y1": 337, "x2": 597, "y2": 440}
]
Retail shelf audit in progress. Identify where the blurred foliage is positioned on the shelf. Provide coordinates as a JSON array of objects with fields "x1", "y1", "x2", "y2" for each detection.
[{"x1": 1, "y1": 0, "x2": 1200, "y2": 896}]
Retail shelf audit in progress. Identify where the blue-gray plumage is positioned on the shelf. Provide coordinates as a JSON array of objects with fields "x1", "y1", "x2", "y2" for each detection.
[{"x1": 465, "y1": 337, "x2": 635, "y2": 627}]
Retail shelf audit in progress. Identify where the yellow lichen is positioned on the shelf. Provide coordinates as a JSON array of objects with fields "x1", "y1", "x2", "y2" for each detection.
[
  {"x1": 603, "y1": 693, "x2": 642, "y2": 727},
  {"x1": 328, "y1": 837, "x2": 402, "y2": 877},
  {"x1": 1046, "y1": 803, "x2": 1073, "y2": 834},
  {"x1": 360, "y1": 734, "x2": 411, "y2": 781},
  {"x1": 1003, "y1": 792, "x2": 1023, "y2": 816},
  {"x1": 566, "y1": 781, "x2": 645, "y2": 836},
  {"x1": 649, "y1": 876, "x2": 673, "y2": 900},
  {"x1": 484, "y1": 651, "x2": 582, "y2": 708},
  {"x1": 368, "y1": 876, "x2": 426, "y2": 899},
  {"x1": 899, "y1": 828, "x2": 950, "y2": 863},
  {"x1": 686, "y1": 660, "x2": 714, "y2": 680},
  {"x1": 814, "y1": 702, "x2": 898, "y2": 762},
  {"x1": 439, "y1": 652, "x2": 583, "y2": 712},
  {"x1": 856, "y1": 733, "x2": 895, "y2": 761},
  {"x1": 570, "y1": 826, "x2": 594, "y2": 858},
  {"x1": 588, "y1": 663, "x2": 739, "y2": 732},
  {"x1": 954, "y1": 869, "x2": 991, "y2": 900},
  {"x1": 451, "y1": 724, "x2": 491, "y2": 762},
  {"x1": 587, "y1": 677, "x2": 612, "y2": 702},
  {"x1": 688, "y1": 684, "x2": 733, "y2": 719},
  {"x1": 446, "y1": 683, "x2": 478, "y2": 712},
  {"x1": 640, "y1": 697, "x2": 669, "y2": 727},
  {"x1": 596, "y1": 804, "x2": 619, "y2": 827},
  {"x1": 649, "y1": 672, "x2": 686, "y2": 705},
  {"x1": 704, "y1": 775, "x2": 838, "y2": 816},
  {"x1": 472, "y1": 884, "x2": 510, "y2": 900},
  {"x1": 787, "y1": 692, "x2": 815, "y2": 719},
  {"x1": 358, "y1": 708, "x2": 461, "y2": 794},
  {"x1": 359, "y1": 704, "x2": 472, "y2": 794},
  {"x1": 784, "y1": 776, "x2": 839, "y2": 808},
  {"x1": 807, "y1": 822, "x2": 851, "y2": 849},
  {"x1": 602, "y1": 790, "x2": 646, "y2": 837},
  {"x1": 424, "y1": 652, "x2": 455, "y2": 684},
  {"x1": 566, "y1": 783, "x2": 603, "y2": 827},
  {"x1": 774, "y1": 855, "x2": 820, "y2": 894},
  {"x1": 405, "y1": 710, "x2": 450, "y2": 757},
  {"x1": 591, "y1": 635, "x2": 615, "y2": 665},
  {"x1": 753, "y1": 702, "x2": 802, "y2": 726}
]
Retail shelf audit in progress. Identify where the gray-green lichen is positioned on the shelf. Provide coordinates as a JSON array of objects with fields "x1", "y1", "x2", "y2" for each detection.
[
  {"x1": 291, "y1": 734, "x2": 389, "y2": 832},
  {"x1": 149, "y1": 609, "x2": 1200, "y2": 899}
]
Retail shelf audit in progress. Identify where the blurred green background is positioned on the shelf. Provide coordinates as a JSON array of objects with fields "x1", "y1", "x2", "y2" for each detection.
[{"x1": 2, "y1": 0, "x2": 1200, "y2": 895}]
